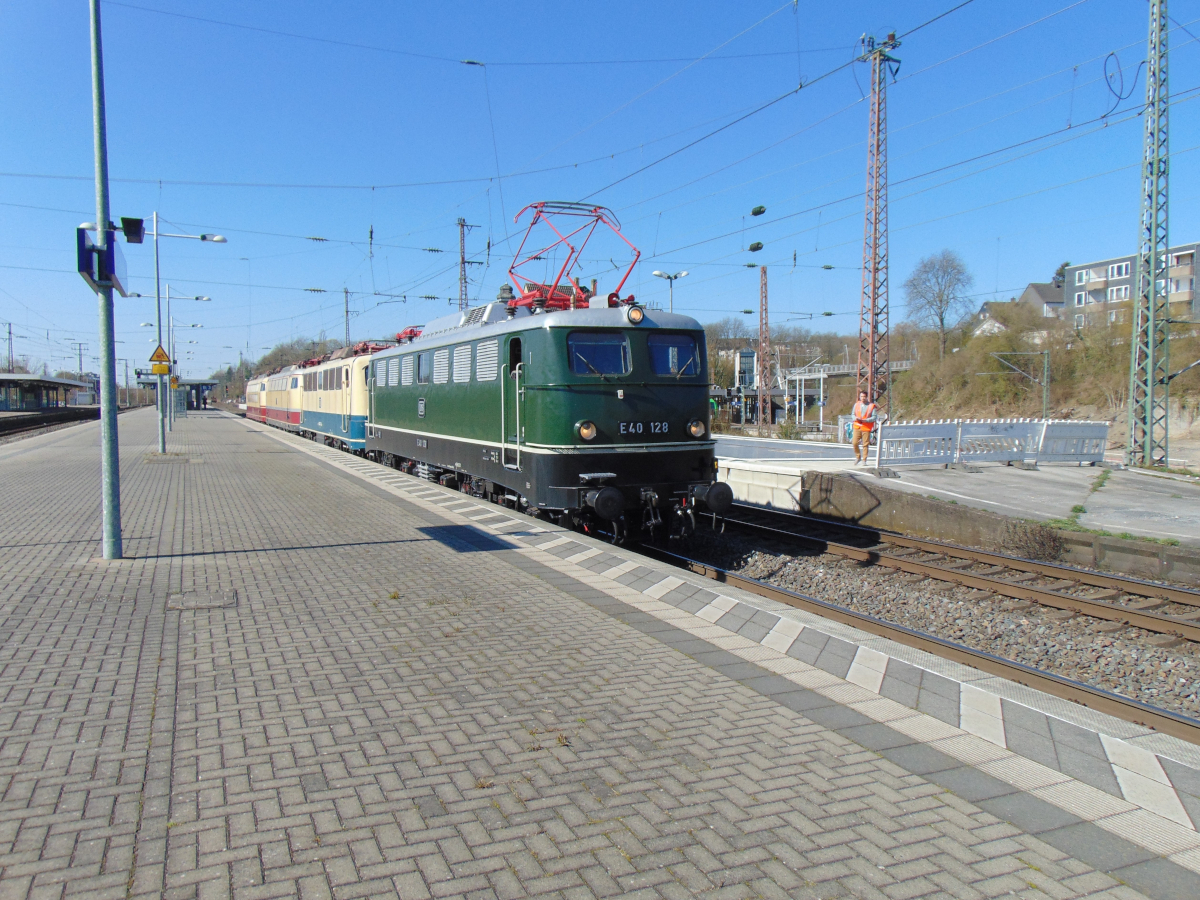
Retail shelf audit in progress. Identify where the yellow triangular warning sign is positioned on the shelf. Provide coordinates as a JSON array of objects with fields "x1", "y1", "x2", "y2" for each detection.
[{"x1": 149, "y1": 344, "x2": 170, "y2": 363}]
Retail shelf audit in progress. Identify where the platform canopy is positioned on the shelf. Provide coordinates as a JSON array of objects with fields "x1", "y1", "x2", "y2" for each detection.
[
  {"x1": 0, "y1": 373, "x2": 90, "y2": 390},
  {"x1": 135, "y1": 376, "x2": 220, "y2": 388}
]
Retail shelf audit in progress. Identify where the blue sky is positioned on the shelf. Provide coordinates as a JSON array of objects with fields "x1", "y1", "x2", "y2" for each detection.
[{"x1": 2, "y1": 0, "x2": 1198, "y2": 378}]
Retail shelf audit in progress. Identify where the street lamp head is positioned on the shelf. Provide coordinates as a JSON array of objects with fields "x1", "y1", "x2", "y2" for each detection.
[
  {"x1": 139, "y1": 322, "x2": 154, "y2": 327},
  {"x1": 677, "y1": 271, "x2": 689, "y2": 279},
  {"x1": 200, "y1": 234, "x2": 227, "y2": 243},
  {"x1": 652, "y1": 271, "x2": 666, "y2": 279},
  {"x1": 197, "y1": 296, "x2": 211, "y2": 302}
]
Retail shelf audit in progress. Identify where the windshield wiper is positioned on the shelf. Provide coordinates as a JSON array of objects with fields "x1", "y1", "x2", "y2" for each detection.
[
  {"x1": 575, "y1": 351, "x2": 608, "y2": 380},
  {"x1": 675, "y1": 355, "x2": 697, "y2": 380}
]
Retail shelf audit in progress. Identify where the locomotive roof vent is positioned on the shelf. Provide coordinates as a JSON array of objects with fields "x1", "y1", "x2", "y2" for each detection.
[{"x1": 479, "y1": 301, "x2": 523, "y2": 325}]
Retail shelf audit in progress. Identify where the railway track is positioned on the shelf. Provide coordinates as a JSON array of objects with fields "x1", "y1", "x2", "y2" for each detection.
[
  {"x1": 716, "y1": 503, "x2": 1200, "y2": 647},
  {"x1": 636, "y1": 542, "x2": 1200, "y2": 745},
  {"x1": 0, "y1": 408, "x2": 101, "y2": 440}
]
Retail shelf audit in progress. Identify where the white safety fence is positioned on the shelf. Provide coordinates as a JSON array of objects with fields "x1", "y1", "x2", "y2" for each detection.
[
  {"x1": 873, "y1": 418, "x2": 1110, "y2": 468},
  {"x1": 957, "y1": 419, "x2": 1043, "y2": 465},
  {"x1": 875, "y1": 421, "x2": 958, "y2": 467},
  {"x1": 1037, "y1": 421, "x2": 1109, "y2": 463}
]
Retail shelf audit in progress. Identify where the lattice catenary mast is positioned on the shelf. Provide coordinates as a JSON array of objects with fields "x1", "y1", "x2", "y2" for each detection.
[
  {"x1": 1128, "y1": 0, "x2": 1170, "y2": 466},
  {"x1": 457, "y1": 218, "x2": 473, "y2": 312},
  {"x1": 857, "y1": 33, "x2": 900, "y2": 416},
  {"x1": 757, "y1": 265, "x2": 771, "y2": 429}
]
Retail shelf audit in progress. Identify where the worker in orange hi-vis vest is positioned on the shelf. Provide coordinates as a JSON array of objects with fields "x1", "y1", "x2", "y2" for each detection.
[{"x1": 851, "y1": 390, "x2": 877, "y2": 465}]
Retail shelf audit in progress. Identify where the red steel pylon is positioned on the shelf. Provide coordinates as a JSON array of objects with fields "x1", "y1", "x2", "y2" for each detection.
[
  {"x1": 858, "y1": 33, "x2": 900, "y2": 415},
  {"x1": 757, "y1": 265, "x2": 771, "y2": 428}
]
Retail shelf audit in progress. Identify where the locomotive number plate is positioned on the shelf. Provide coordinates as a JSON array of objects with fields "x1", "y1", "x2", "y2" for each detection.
[{"x1": 619, "y1": 421, "x2": 668, "y2": 435}]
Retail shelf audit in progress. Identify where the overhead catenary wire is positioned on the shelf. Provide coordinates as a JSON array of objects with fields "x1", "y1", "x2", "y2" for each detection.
[
  {"x1": 616, "y1": 0, "x2": 1150, "y2": 236},
  {"x1": 573, "y1": 0, "x2": 1019, "y2": 202},
  {"x1": 9, "y1": 92, "x2": 1184, "y2": 311},
  {"x1": 103, "y1": 1, "x2": 851, "y2": 67},
  {"x1": 15, "y1": 0, "x2": 1185, "y2": 368}
]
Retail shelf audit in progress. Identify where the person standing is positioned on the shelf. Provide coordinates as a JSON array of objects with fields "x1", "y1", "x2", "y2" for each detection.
[{"x1": 851, "y1": 390, "x2": 877, "y2": 465}]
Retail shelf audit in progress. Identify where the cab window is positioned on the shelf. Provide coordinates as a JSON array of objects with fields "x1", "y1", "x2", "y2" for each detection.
[
  {"x1": 648, "y1": 334, "x2": 700, "y2": 377},
  {"x1": 568, "y1": 331, "x2": 631, "y2": 376}
]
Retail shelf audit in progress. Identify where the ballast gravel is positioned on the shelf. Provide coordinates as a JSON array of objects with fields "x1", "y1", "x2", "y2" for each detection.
[{"x1": 688, "y1": 532, "x2": 1200, "y2": 719}]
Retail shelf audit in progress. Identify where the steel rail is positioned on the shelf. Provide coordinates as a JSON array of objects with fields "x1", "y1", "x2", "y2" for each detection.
[
  {"x1": 716, "y1": 509, "x2": 1200, "y2": 642},
  {"x1": 637, "y1": 544, "x2": 1200, "y2": 746},
  {"x1": 731, "y1": 502, "x2": 1200, "y2": 607}
]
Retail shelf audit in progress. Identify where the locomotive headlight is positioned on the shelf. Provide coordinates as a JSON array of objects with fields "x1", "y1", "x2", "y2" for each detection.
[
  {"x1": 577, "y1": 420, "x2": 598, "y2": 441},
  {"x1": 625, "y1": 305, "x2": 645, "y2": 325},
  {"x1": 688, "y1": 418, "x2": 706, "y2": 438}
]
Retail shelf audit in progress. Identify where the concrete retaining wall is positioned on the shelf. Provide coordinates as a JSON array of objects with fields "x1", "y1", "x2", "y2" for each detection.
[{"x1": 718, "y1": 461, "x2": 1200, "y2": 587}]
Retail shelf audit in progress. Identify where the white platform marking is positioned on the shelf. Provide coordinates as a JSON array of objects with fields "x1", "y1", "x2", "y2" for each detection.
[
  {"x1": 761, "y1": 618, "x2": 804, "y2": 654},
  {"x1": 643, "y1": 576, "x2": 685, "y2": 600},
  {"x1": 846, "y1": 646, "x2": 889, "y2": 694},
  {"x1": 959, "y1": 684, "x2": 1006, "y2": 748},
  {"x1": 1101, "y1": 734, "x2": 1194, "y2": 828},
  {"x1": 565, "y1": 547, "x2": 602, "y2": 563},
  {"x1": 600, "y1": 560, "x2": 640, "y2": 579},
  {"x1": 696, "y1": 595, "x2": 739, "y2": 623}
]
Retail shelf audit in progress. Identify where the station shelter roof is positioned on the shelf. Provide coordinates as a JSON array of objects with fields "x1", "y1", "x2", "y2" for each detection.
[
  {"x1": 135, "y1": 376, "x2": 220, "y2": 388},
  {"x1": 0, "y1": 373, "x2": 90, "y2": 390}
]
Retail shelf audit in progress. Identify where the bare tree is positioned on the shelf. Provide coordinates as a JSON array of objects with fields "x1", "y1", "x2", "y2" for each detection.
[
  {"x1": 703, "y1": 318, "x2": 750, "y2": 388},
  {"x1": 903, "y1": 250, "x2": 974, "y2": 360}
]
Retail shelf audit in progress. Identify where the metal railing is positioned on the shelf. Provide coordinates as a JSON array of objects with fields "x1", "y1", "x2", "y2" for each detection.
[
  {"x1": 780, "y1": 359, "x2": 915, "y2": 379},
  {"x1": 873, "y1": 418, "x2": 1110, "y2": 468}
]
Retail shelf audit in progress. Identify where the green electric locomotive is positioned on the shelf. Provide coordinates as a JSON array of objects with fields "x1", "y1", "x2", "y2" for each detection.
[
  {"x1": 364, "y1": 201, "x2": 732, "y2": 538},
  {"x1": 365, "y1": 298, "x2": 731, "y2": 537}
]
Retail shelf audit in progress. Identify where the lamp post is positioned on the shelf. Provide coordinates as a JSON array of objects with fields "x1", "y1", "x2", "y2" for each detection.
[
  {"x1": 133, "y1": 284, "x2": 210, "y2": 431},
  {"x1": 651, "y1": 270, "x2": 688, "y2": 313},
  {"x1": 129, "y1": 216, "x2": 224, "y2": 451},
  {"x1": 168, "y1": 304, "x2": 205, "y2": 429},
  {"x1": 86, "y1": 0, "x2": 123, "y2": 558}
]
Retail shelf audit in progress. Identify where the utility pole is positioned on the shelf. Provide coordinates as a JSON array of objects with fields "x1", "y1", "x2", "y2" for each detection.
[
  {"x1": 72, "y1": 342, "x2": 87, "y2": 379},
  {"x1": 757, "y1": 266, "x2": 771, "y2": 431},
  {"x1": 89, "y1": 0, "x2": 121, "y2": 558},
  {"x1": 1128, "y1": 0, "x2": 1170, "y2": 467},
  {"x1": 857, "y1": 33, "x2": 900, "y2": 418},
  {"x1": 5, "y1": 324, "x2": 12, "y2": 373},
  {"x1": 344, "y1": 287, "x2": 350, "y2": 347}
]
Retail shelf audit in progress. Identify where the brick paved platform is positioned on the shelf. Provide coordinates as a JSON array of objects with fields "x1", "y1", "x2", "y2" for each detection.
[{"x1": 1, "y1": 408, "x2": 1197, "y2": 900}]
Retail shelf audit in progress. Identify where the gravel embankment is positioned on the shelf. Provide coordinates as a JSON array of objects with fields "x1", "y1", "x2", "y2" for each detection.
[{"x1": 687, "y1": 531, "x2": 1200, "y2": 719}]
